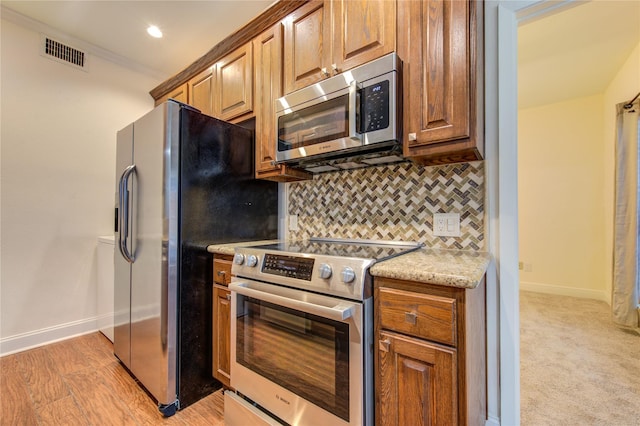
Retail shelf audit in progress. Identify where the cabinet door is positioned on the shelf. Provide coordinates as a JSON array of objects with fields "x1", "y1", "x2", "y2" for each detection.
[
  {"x1": 401, "y1": 0, "x2": 481, "y2": 163},
  {"x1": 283, "y1": 0, "x2": 331, "y2": 94},
  {"x1": 155, "y1": 83, "x2": 188, "y2": 106},
  {"x1": 254, "y1": 24, "x2": 283, "y2": 177},
  {"x1": 331, "y1": 0, "x2": 396, "y2": 73},
  {"x1": 377, "y1": 331, "x2": 457, "y2": 426},
  {"x1": 216, "y1": 43, "x2": 253, "y2": 121},
  {"x1": 188, "y1": 66, "x2": 215, "y2": 117},
  {"x1": 212, "y1": 285, "x2": 231, "y2": 388}
]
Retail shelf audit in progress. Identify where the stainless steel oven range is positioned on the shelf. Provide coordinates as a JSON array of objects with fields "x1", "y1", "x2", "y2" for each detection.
[{"x1": 224, "y1": 238, "x2": 422, "y2": 426}]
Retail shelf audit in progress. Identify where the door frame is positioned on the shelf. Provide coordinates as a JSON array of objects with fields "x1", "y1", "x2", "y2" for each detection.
[{"x1": 486, "y1": 1, "x2": 581, "y2": 424}]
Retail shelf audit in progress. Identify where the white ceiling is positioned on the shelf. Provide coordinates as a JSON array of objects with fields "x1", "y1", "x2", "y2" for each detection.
[
  {"x1": 2, "y1": 0, "x2": 638, "y2": 105},
  {"x1": 518, "y1": 0, "x2": 640, "y2": 109},
  {"x1": 1, "y1": 0, "x2": 274, "y2": 82}
]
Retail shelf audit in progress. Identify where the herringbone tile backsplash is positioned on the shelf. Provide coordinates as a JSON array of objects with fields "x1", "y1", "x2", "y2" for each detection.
[{"x1": 287, "y1": 161, "x2": 485, "y2": 250}]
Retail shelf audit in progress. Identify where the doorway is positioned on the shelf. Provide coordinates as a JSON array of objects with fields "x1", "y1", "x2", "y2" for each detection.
[
  {"x1": 516, "y1": 0, "x2": 639, "y2": 424},
  {"x1": 490, "y1": 1, "x2": 640, "y2": 424}
]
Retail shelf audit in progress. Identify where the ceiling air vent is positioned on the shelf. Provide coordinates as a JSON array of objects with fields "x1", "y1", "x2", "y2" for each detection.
[{"x1": 40, "y1": 35, "x2": 88, "y2": 71}]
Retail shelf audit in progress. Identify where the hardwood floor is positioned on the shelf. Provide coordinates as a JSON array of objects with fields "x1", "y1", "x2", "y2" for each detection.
[{"x1": 0, "y1": 332, "x2": 224, "y2": 425}]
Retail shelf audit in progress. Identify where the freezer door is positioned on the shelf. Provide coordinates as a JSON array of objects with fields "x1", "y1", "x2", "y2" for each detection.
[
  {"x1": 114, "y1": 123, "x2": 134, "y2": 369},
  {"x1": 129, "y1": 102, "x2": 180, "y2": 407}
]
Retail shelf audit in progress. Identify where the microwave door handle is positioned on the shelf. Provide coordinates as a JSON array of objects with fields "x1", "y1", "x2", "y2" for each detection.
[
  {"x1": 229, "y1": 281, "x2": 355, "y2": 321},
  {"x1": 348, "y1": 80, "x2": 360, "y2": 141}
]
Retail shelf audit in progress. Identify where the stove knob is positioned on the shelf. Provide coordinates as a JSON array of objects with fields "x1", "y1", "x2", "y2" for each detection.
[
  {"x1": 233, "y1": 253, "x2": 245, "y2": 265},
  {"x1": 247, "y1": 254, "x2": 258, "y2": 267},
  {"x1": 318, "y1": 263, "x2": 333, "y2": 279},
  {"x1": 341, "y1": 267, "x2": 356, "y2": 284}
]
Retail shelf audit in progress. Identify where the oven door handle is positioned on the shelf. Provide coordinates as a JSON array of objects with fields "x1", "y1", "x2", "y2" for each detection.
[{"x1": 229, "y1": 281, "x2": 356, "y2": 321}]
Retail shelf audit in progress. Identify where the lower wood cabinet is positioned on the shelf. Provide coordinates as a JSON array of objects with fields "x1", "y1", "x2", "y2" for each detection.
[
  {"x1": 212, "y1": 254, "x2": 233, "y2": 389},
  {"x1": 378, "y1": 331, "x2": 457, "y2": 425},
  {"x1": 375, "y1": 276, "x2": 486, "y2": 425}
]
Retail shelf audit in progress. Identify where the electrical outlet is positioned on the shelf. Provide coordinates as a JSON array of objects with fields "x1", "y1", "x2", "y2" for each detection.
[
  {"x1": 433, "y1": 213, "x2": 461, "y2": 237},
  {"x1": 289, "y1": 214, "x2": 298, "y2": 231}
]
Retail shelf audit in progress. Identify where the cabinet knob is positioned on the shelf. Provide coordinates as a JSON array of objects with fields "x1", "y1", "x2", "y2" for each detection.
[
  {"x1": 321, "y1": 67, "x2": 330, "y2": 77},
  {"x1": 408, "y1": 133, "x2": 417, "y2": 141},
  {"x1": 331, "y1": 63, "x2": 339, "y2": 74},
  {"x1": 217, "y1": 270, "x2": 226, "y2": 276},
  {"x1": 379, "y1": 339, "x2": 391, "y2": 352},
  {"x1": 226, "y1": 294, "x2": 232, "y2": 301}
]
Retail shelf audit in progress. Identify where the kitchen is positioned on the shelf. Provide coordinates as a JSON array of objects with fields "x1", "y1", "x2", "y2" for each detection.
[{"x1": 1, "y1": 1, "x2": 638, "y2": 425}]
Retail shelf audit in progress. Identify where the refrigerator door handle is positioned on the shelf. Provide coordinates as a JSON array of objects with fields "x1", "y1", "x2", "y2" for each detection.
[{"x1": 118, "y1": 164, "x2": 136, "y2": 263}]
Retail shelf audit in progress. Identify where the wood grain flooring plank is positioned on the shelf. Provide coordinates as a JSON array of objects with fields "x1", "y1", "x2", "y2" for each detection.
[
  {"x1": 186, "y1": 389, "x2": 225, "y2": 425},
  {"x1": 0, "y1": 354, "x2": 39, "y2": 426},
  {"x1": 45, "y1": 337, "x2": 91, "y2": 376},
  {"x1": 74, "y1": 333, "x2": 117, "y2": 370},
  {"x1": 64, "y1": 367, "x2": 137, "y2": 426},
  {"x1": 37, "y1": 395, "x2": 87, "y2": 426},
  {"x1": 99, "y1": 360, "x2": 166, "y2": 425},
  {"x1": 1, "y1": 333, "x2": 226, "y2": 425},
  {"x1": 16, "y1": 347, "x2": 70, "y2": 408}
]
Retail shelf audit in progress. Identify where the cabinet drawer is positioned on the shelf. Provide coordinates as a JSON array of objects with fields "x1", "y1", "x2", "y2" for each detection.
[
  {"x1": 378, "y1": 287, "x2": 456, "y2": 346},
  {"x1": 213, "y1": 256, "x2": 233, "y2": 286}
]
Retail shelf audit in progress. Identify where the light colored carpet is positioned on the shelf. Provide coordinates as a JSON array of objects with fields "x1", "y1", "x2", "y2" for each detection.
[{"x1": 520, "y1": 291, "x2": 640, "y2": 426}]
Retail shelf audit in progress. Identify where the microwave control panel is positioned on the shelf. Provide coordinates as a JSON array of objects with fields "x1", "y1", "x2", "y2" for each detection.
[{"x1": 360, "y1": 79, "x2": 390, "y2": 132}]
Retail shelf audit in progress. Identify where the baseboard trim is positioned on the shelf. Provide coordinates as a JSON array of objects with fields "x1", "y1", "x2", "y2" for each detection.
[
  {"x1": 520, "y1": 281, "x2": 609, "y2": 304},
  {"x1": 0, "y1": 317, "x2": 99, "y2": 357}
]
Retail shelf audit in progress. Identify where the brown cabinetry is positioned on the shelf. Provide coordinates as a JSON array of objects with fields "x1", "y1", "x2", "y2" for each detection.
[
  {"x1": 331, "y1": 0, "x2": 396, "y2": 73},
  {"x1": 155, "y1": 83, "x2": 188, "y2": 105},
  {"x1": 254, "y1": 23, "x2": 313, "y2": 181},
  {"x1": 188, "y1": 66, "x2": 216, "y2": 116},
  {"x1": 216, "y1": 43, "x2": 253, "y2": 121},
  {"x1": 283, "y1": 0, "x2": 395, "y2": 95},
  {"x1": 375, "y1": 277, "x2": 486, "y2": 425},
  {"x1": 212, "y1": 254, "x2": 233, "y2": 388},
  {"x1": 399, "y1": 0, "x2": 483, "y2": 165}
]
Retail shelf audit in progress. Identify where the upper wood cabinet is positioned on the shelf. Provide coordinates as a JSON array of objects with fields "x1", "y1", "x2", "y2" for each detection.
[
  {"x1": 254, "y1": 23, "x2": 313, "y2": 182},
  {"x1": 283, "y1": 1, "x2": 331, "y2": 94},
  {"x1": 216, "y1": 43, "x2": 253, "y2": 121},
  {"x1": 283, "y1": 0, "x2": 396, "y2": 95},
  {"x1": 399, "y1": 0, "x2": 484, "y2": 165},
  {"x1": 331, "y1": 0, "x2": 396, "y2": 73},
  {"x1": 155, "y1": 83, "x2": 188, "y2": 106},
  {"x1": 188, "y1": 66, "x2": 216, "y2": 116}
]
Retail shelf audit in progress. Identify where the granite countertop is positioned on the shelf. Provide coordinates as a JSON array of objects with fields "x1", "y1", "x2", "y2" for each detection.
[
  {"x1": 207, "y1": 240, "x2": 278, "y2": 256},
  {"x1": 370, "y1": 248, "x2": 491, "y2": 289},
  {"x1": 207, "y1": 241, "x2": 491, "y2": 289}
]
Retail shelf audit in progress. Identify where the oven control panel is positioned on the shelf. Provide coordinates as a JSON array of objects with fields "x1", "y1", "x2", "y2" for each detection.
[{"x1": 262, "y1": 254, "x2": 314, "y2": 281}]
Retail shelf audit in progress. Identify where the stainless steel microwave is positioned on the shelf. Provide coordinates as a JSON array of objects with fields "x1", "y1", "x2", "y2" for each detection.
[{"x1": 275, "y1": 53, "x2": 402, "y2": 172}]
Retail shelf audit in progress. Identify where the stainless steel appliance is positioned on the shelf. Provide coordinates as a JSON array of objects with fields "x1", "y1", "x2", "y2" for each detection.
[
  {"x1": 114, "y1": 100, "x2": 278, "y2": 416},
  {"x1": 275, "y1": 53, "x2": 403, "y2": 173},
  {"x1": 226, "y1": 238, "x2": 422, "y2": 426}
]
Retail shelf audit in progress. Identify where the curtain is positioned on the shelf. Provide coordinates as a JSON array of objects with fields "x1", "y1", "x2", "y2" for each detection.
[{"x1": 612, "y1": 98, "x2": 640, "y2": 328}]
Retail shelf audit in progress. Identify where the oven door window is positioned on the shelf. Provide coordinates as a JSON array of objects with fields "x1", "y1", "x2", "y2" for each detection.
[
  {"x1": 277, "y1": 95, "x2": 349, "y2": 152},
  {"x1": 236, "y1": 295, "x2": 350, "y2": 421}
]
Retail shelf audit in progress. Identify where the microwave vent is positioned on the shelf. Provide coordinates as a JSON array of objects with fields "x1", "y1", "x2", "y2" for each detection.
[{"x1": 41, "y1": 35, "x2": 88, "y2": 71}]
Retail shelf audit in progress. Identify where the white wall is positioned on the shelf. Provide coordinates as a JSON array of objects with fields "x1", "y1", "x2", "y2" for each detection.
[
  {"x1": 603, "y1": 41, "x2": 640, "y2": 301},
  {"x1": 0, "y1": 18, "x2": 159, "y2": 354},
  {"x1": 518, "y1": 94, "x2": 608, "y2": 301}
]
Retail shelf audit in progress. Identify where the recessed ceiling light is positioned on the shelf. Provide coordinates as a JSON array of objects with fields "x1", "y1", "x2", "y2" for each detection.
[{"x1": 147, "y1": 25, "x2": 163, "y2": 38}]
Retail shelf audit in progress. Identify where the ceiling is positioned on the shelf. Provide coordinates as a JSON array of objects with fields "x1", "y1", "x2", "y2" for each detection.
[
  {"x1": 0, "y1": 0, "x2": 274, "y2": 82},
  {"x1": 1, "y1": 0, "x2": 637, "y2": 105},
  {"x1": 518, "y1": 0, "x2": 640, "y2": 109}
]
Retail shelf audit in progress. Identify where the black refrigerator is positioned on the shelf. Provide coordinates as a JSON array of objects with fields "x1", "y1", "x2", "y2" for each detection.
[{"x1": 114, "y1": 100, "x2": 278, "y2": 416}]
